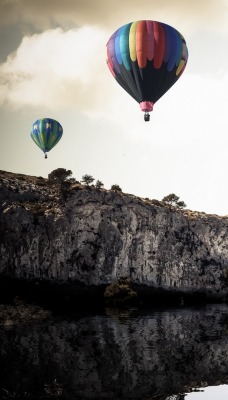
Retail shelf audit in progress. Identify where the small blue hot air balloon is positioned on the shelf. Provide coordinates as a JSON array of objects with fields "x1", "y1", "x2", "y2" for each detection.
[{"x1": 31, "y1": 118, "x2": 63, "y2": 158}]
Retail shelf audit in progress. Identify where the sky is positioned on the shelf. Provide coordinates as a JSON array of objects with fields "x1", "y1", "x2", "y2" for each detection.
[{"x1": 0, "y1": 0, "x2": 228, "y2": 216}]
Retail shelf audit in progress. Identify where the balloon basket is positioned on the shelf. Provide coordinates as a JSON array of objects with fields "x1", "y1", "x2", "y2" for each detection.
[{"x1": 144, "y1": 112, "x2": 150, "y2": 122}]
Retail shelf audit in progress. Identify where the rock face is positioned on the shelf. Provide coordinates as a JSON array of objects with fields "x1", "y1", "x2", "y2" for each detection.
[{"x1": 1, "y1": 170, "x2": 228, "y2": 301}]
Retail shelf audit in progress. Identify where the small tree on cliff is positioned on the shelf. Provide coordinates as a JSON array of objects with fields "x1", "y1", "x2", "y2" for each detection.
[
  {"x1": 162, "y1": 193, "x2": 186, "y2": 209},
  {"x1": 81, "y1": 174, "x2": 95, "y2": 186},
  {"x1": 48, "y1": 168, "x2": 75, "y2": 197},
  {"x1": 48, "y1": 168, "x2": 73, "y2": 183},
  {"x1": 95, "y1": 180, "x2": 104, "y2": 190}
]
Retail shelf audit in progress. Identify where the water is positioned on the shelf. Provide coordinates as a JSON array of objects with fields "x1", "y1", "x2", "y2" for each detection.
[{"x1": 0, "y1": 301, "x2": 228, "y2": 399}]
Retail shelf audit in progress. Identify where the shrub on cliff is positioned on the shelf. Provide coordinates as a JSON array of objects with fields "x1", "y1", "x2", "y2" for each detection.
[
  {"x1": 111, "y1": 184, "x2": 122, "y2": 192},
  {"x1": 104, "y1": 278, "x2": 138, "y2": 306},
  {"x1": 162, "y1": 193, "x2": 186, "y2": 208}
]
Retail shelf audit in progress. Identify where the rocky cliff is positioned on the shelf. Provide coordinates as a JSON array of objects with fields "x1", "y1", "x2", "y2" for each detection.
[{"x1": 1, "y1": 170, "x2": 228, "y2": 303}]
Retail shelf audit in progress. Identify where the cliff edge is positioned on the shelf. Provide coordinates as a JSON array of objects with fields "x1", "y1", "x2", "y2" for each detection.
[{"x1": 1, "y1": 170, "x2": 228, "y2": 305}]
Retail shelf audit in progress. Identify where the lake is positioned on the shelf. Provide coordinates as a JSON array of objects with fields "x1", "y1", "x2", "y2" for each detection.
[{"x1": 0, "y1": 301, "x2": 228, "y2": 399}]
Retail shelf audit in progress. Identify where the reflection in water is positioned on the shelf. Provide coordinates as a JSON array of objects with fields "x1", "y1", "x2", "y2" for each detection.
[{"x1": 0, "y1": 303, "x2": 228, "y2": 399}]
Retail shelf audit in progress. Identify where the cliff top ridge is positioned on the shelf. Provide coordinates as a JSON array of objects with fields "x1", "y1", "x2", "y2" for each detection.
[{"x1": 0, "y1": 169, "x2": 226, "y2": 221}]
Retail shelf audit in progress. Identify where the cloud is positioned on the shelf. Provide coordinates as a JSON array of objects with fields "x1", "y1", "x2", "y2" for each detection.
[
  {"x1": 1, "y1": 20, "x2": 228, "y2": 128},
  {"x1": 0, "y1": 0, "x2": 228, "y2": 34},
  {"x1": 0, "y1": 26, "x2": 110, "y2": 113},
  {"x1": 1, "y1": 0, "x2": 228, "y2": 102}
]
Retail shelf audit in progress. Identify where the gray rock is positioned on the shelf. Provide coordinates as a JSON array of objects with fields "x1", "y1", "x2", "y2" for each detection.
[{"x1": 1, "y1": 170, "x2": 228, "y2": 301}]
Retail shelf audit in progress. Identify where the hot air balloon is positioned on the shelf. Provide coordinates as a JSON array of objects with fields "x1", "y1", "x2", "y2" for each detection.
[
  {"x1": 31, "y1": 118, "x2": 63, "y2": 158},
  {"x1": 106, "y1": 20, "x2": 188, "y2": 121}
]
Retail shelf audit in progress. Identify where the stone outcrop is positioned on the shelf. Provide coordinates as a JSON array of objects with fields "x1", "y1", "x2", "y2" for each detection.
[{"x1": 1, "y1": 170, "x2": 228, "y2": 302}]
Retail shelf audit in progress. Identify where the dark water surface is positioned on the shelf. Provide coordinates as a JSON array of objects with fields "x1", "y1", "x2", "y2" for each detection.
[{"x1": 1, "y1": 301, "x2": 228, "y2": 399}]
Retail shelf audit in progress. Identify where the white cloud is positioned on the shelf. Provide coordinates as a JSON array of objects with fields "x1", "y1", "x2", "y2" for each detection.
[
  {"x1": 0, "y1": 26, "x2": 108, "y2": 111},
  {"x1": 1, "y1": 23, "x2": 227, "y2": 139}
]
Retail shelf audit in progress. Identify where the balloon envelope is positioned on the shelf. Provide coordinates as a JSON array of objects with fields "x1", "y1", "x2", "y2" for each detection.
[
  {"x1": 106, "y1": 20, "x2": 188, "y2": 119},
  {"x1": 31, "y1": 118, "x2": 63, "y2": 157}
]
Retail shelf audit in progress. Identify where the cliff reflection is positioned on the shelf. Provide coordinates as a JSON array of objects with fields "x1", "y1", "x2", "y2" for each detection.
[{"x1": 1, "y1": 304, "x2": 228, "y2": 399}]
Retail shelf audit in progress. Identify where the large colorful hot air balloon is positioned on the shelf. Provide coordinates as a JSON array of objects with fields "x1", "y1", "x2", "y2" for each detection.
[
  {"x1": 106, "y1": 20, "x2": 188, "y2": 121},
  {"x1": 31, "y1": 118, "x2": 63, "y2": 158}
]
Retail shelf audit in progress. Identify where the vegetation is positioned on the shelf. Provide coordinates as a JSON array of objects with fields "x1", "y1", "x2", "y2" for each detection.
[
  {"x1": 111, "y1": 184, "x2": 122, "y2": 192},
  {"x1": 162, "y1": 193, "x2": 186, "y2": 208},
  {"x1": 104, "y1": 278, "x2": 138, "y2": 306},
  {"x1": 47, "y1": 169, "x2": 187, "y2": 210},
  {"x1": 95, "y1": 180, "x2": 104, "y2": 189},
  {"x1": 48, "y1": 168, "x2": 75, "y2": 198},
  {"x1": 81, "y1": 174, "x2": 94, "y2": 186},
  {"x1": 48, "y1": 168, "x2": 73, "y2": 183},
  {"x1": 47, "y1": 168, "x2": 123, "y2": 194}
]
